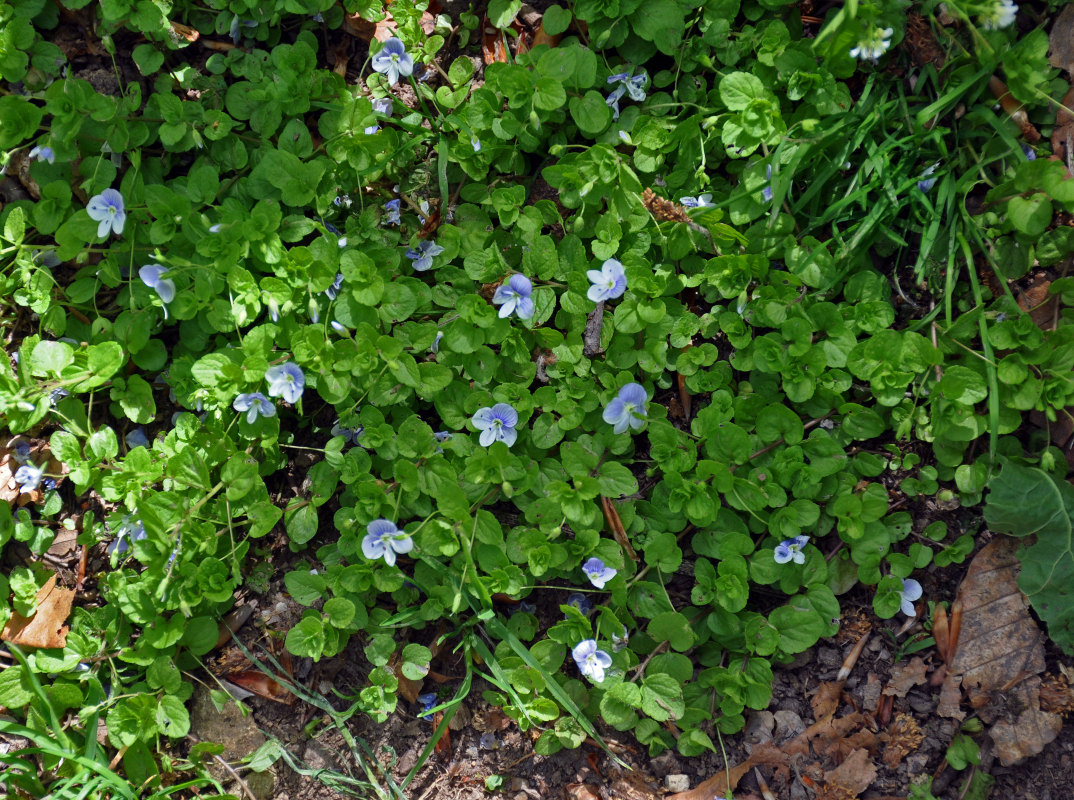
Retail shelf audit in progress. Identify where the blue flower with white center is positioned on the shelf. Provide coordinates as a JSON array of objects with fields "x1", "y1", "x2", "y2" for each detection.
[
  {"x1": 492, "y1": 274, "x2": 535, "y2": 320},
  {"x1": 361, "y1": 519, "x2": 413, "y2": 566},
  {"x1": 611, "y1": 626, "x2": 630, "y2": 652},
  {"x1": 405, "y1": 240, "x2": 445, "y2": 271},
  {"x1": 124, "y1": 427, "x2": 149, "y2": 449},
  {"x1": 605, "y1": 69, "x2": 647, "y2": 120},
  {"x1": 774, "y1": 534, "x2": 810, "y2": 564},
  {"x1": 265, "y1": 362, "x2": 305, "y2": 404},
  {"x1": 13, "y1": 441, "x2": 31, "y2": 463},
  {"x1": 50, "y1": 388, "x2": 68, "y2": 405},
  {"x1": 572, "y1": 639, "x2": 612, "y2": 683},
  {"x1": 108, "y1": 515, "x2": 147, "y2": 556},
  {"x1": 87, "y1": 189, "x2": 126, "y2": 238},
  {"x1": 980, "y1": 0, "x2": 1017, "y2": 29},
  {"x1": 471, "y1": 137, "x2": 481, "y2": 152},
  {"x1": 371, "y1": 38, "x2": 414, "y2": 86},
  {"x1": 899, "y1": 578, "x2": 923, "y2": 617},
  {"x1": 566, "y1": 593, "x2": 593, "y2": 614},
  {"x1": 582, "y1": 557, "x2": 618, "y2": 589},
  {"x1": 917, "y1": 164, "x2": 939, "y2": 193},
  {"x1": 430, "y1": 331, "x2": 443, "y2": 353},
  {"x1": 680, "y1": 193, "x2": 714, "y2": 208},
  {"x1": 233, "y1": 392, "x2": 276, "y2": 423},
  {"x1": 383, "y1": 198, "x2": 401, "y2": 226},
  {"x1": 365, "y1": 97, "x2": 393, "y2": 133},
  {"x1": 139, "y1": 265, "x2": 176, "y2": 303},
  {"x1": 29, "y1": 145, "x2": 55, "y2": 164},
  {"x1": 602, "y1": 382, "x2": 648, "y2": 434},
  {"x1": 471, "y1": 403, "x2": 519, "y2": 447},
  {"x1": 586, "y1": 258, "x2": 628, "y2": 303},
  {"x1": 849, "y1": 26, "x2": 894, "y2": 62},
  {"x1": 14, "y1": 463, "x2": 44, "y2": 494}
]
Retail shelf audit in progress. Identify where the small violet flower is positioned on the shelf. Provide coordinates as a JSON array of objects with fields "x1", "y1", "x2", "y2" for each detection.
[
  {"x1": 774, "y1": 535, "x2": 810, "y2": 565},
  {"x1": 582, "y1": 557, "x2": 617, "y2": 589},
  {"x1": 980, "y1": 0, "x2": 1017, "y2": 30},
  {"x1": 492, "y1": 274, "x2": 535, "y2": 320},
  {"x1": 471, "y1": 137, "x2": 481, "y2": 152},
  {"x1": 13, "y1": 441, "x2": 31, "y2": 463},
  {"x1": 417, "y1": 692, "x2": 437, "y2": 719},
  {"x1": 325, "y1": 272, "x2": 345, "y2": 300},
  {"x1": 430, "y1": 331, "x2": 443, "y2": 354},
  {"x1": 572, "y1": 639, "x2": 613, "y2": 683},
  {"x1": 108, "y1": 516, "x2": 147, "y2": 556},
  {"x1": 361, "y1": 518, "x2": 414, "y2": 567},
  {"x1": 602, "y1": 382, "x2": 647, "y2": 434},
  {"x1": 566, "y1": 593, "x2": 593, "y2": 614},
  {"x1": 605, "y1": 70, "x2": 648, "y2": 120},
  {"x1": 139, "y1": 265, "x2": 176, "y2": 304},
  {"x1": 14, "y1": 463, "x2": 44, "y2": 494},
  {"x1": 29, "y1": 145, "x2": 55, "y2": 164},
  {"x1": 611, "y1": 626, "x2": 630, "y2": 652},
  {"x1": 331, "y1": 420, "x2": 364, "y2": 445},
  {"x1": 405, "y1": 239, "x2": 445, "y2": 272},
  {"x1": 680, "y1": 193, "x2": 713, "y2": 208},
  {"x1": 365, "y1": 97, "x2": 393, "y2": 134},
  {"x1": 371, "y1": 38, "x2": 414, "y2": 86},
  {"x1": 762, "y1": 164, "x2": 774, "y2": 203},
  {"x1": 899, "y1": 578, "x2": 923, "y2": 617},
  {"x1": 849, "y1": 26, "x2": 894, "y2": 62},
  {"x1": 383, "y1": 198, "x2": 402, "y2": 226},
  {"x1": 917, "y1": 164, "x2": 939, "y2": 193},
  {"x1": 87, "y1": 189, "x2": 126, "y2": 238},
  {"x1": 229, "y1": 15, "x2": 257, "y2": 43},
  {"x1": 587, "y1": 258, "x2": 628, "y2": 303},
  {"x1": 124, "y1": 427, "x2": 149, "y2": 449},
  {"x1": 233, "y1": 392, "x2": 276, "y2": 424},
  {"x1": 265, "y1": 362, "x2": 305, "y2": 404},
  {"x1": 472, "y1": 403, "x2": 519, "y2": 447}
]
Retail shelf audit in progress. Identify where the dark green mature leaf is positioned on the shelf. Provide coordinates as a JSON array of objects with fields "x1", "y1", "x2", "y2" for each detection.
[{"x1": 984, "y1": 462, "x2": 1074, "y2": 653}]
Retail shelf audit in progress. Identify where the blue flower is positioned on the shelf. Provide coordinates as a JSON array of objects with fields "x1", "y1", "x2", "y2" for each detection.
[
  {"x1": 405, "y1": 240, "x2": 445, "y2": 271},
  {"x1": 1022, "y1": 144, "x2": 1036, "y2": 161},
  {"x1": 899, "y1": 578, "x2": 923, "y2": 617},
  {"x1": 14, "y1": 463, "x2": 44, "y2": 494},
  {"x1": 361, "y1": 519, "x2": 413, "y2": 566},
  {"x1": 124, "y1": 427, "x2": 149, "y2": 449},
  {"x1": 680, "y1": 193, "x2": 713, "y2": 208},
  {"x1": 611, "y1": 626, "x2": 630, "y2": 652},
  {"x1": 492, "y1": 274, "x2": 535, "y2": 320},
  {"x1": 13, "y1": 441, "x2": 31, "y2": 463},
  {"x1": 605, "y1": 70, "x2": 647, "y2": 120},
  {"x1": 139, "y1": 265, "x2": 176, "y2": 304},
  {"x1": 566, "y1": 593, "x2": 593, "y2": 614},
  {"x1": 572, "y1": 639, "x2": 612, "y2": 683},
  {"x1": 430, "y1": 331, "x2": 443, "y2": 353},
  {"x1": 417, "y1": 692, "x2": 437, "y2": 719},
  {"x1": 108, "y1": 515, "x2": 147, "y2": 556},
  {"x1": 29, "y1": 145, "x2": 55, "y2": 164},
  {"x1": 917, "y1": 164, "x2": 939, "y2": 193},
  {"x1": 471, "y1": 137, "x2": 481, "y2": 152},
  {"x1": 331, "y1": 420, "x2": 364, "y2": 445},
  {"x1": 849, "y1": 26, "x2": 894, "y2": 61},
  {"x1": 371, "y1": 38, "x2": 414, "y2": 85},
  {"x1": 761, "y1": 164, "x2": 774, "y2": 203},
  {"x1": 471, "y1": 403, "x2": 519, "y2": 447},
  {"x1": 980, "y1": 0, "x2": 1017, "y2": 29},
  {"x1": 602, "y1": 382, "x2": 647, "y2": 434},
  {"x1": 325, "y1": 273, "x2": 345, "y2": 300},
  {"x1": 774, "y1": 535, "x2": 810, "y2": 564},
  {"x1": 365, "y1": 97, "x2": 393, "y2": 133},
  {"x1": 87, "y1": 189, "x2": 126, "y2": 238},
  {"x1": 582, "y1": 557, "x2": 618, "y2": 589},
  {"x1": 229, "y1": 15, "x2": 257, "y2": 43},
  {"x1": 265, "y1": 362, "x2": 305, "y2": 404},
  {"x1": 233, "y1": 392, "x2": 276, "y2": 423},
  {"x1": 586, "y1": 258, "x2": 628, "y2": 303},
  {"x1": 383, "y1": 198, "x2": 401, "y2": 225}
]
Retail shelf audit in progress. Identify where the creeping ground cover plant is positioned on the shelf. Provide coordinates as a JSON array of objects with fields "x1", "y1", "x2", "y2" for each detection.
[{"x1": 2, "y1": 0, "x2": 1074, "y2": 793}]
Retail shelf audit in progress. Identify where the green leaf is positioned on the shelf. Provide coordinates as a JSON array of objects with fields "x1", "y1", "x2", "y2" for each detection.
[
  {"x1": 30, "y1": 340, "x2": 74, "y2": 376},
  {"x1": 111, "y1": 375, "x2": 156, "y2": 423},
  {"x1": 569, "y1": 91, "x2": 611, "y2": 136},
  {"x1": 284, "y1": 502, "x2": 319, "y2": 545},
  {"x1": 0, "y1": 96, "x2": 43, "y2": 149},
  {"x1": 156, "y1": 694, "x2": 190, "y2": 738},
  {"x1": 542, "y1": 5, "x2": 572, "y2": 35},
  {"x1": 640, "y1": 673, "x2": 684, "y2": 721},
  {"x1": 1007, "y1": 194, "x2": 1052, "y2": 238},
  {"x1": 601, "y1": 682, "x2": 640, "y2": 729},
  {"x1": 720, "y1": 71, "x2": 766, "y2": 111},
  {"x1": 284, "y1": 569, "x2": 326, "y2": 605},
  {"x1": 285, "y1": 614, "x2": 326, "y2": 660},
  {"x1": 488, "y1": 0, "x2": 522, "y2": 28},
  {"x1": 984, "y1": 462, "x2": 1074, "y2": 655},
  {"x1": 647, "y1": 611, "x2": 695, "y2": 651}
]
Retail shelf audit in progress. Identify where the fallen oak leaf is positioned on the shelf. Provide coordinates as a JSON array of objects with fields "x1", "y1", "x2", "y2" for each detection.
[
  {"x1": 883, "y1": 656, "x2": 929, "y2": 697},
  {"x1": 817, "y1": 747, "x2": 877, "y2": 800},
  {"x1": 1, "y1": 573, "x2": 74, "y2": 649}
]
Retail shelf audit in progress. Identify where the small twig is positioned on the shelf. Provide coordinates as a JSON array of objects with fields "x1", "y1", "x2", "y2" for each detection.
[
  {"x1": 630, "y1": 640, "x2": 669, "y2": 680},
  {"x1": 187, "y1": 734, "x2": 259, "y2": 800}
]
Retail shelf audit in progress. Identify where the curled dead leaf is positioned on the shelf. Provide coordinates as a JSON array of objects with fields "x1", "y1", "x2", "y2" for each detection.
[{"x1": 1, "y1": 573, "x2": 74, "y2": 649}]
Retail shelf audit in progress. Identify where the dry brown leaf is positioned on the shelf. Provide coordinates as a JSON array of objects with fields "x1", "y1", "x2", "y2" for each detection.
[
  {"x1": 641, "y1": 188, "x2": 690, "y2": 222},
  {"x1": 531, "y1": 20, "x2": 564, "y2": 49},
  {"x1": 387, "y1": 650, "x2": 423, "y2": 704},
  {"x1": 883, "y1": 657, "x2": 928, "y2": 697},
  {"x1": 1017, "y1": 277, "x2": 1058, "y2": 330},
  {"x1": 1, "y1": 573, "x2": 74, "y2": 649},
  {"x1": 47, "y1": 527, "x2": 79, "y2": 559},
  {"x1": 472, "y1": 707, "x2": 511, "y2": 732},
  {"x1": 937, "y1": 671, "x2": 965, "y2": 720},
  {"x1": 947, "y1": 536, "x2": 1063, "y2": 762},
  {"x1": 226, "y1": 669, "x2": 294, "y2": 705},
  {"x1": 1039, "y1": 672, "x2": 1074, "y2": 714},
  {"x1": 989, "y1": 76, "x2": 1041, "y2": 142},
  {"x1": 810, "y1": 680, "x2": 845, "y2": 725},
  {"x1": 818, "y1": 748, "x2": 877, "y2": 800},
  {"x1": 601, "y1": 496, "x2": 638, "y2": 561},
  {"x1": 667, "y1": 756, "x2": 756, "y2": 800},
  {"x1": 169, "y1": 20, "x2": 199, "y2": 43},
  {"x1": 1049, "y1": 3, "x2": 1074, "y2": 75},
  {"x1": 1051, "y1": 85, "x2": 1074, "y2": 166}
]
